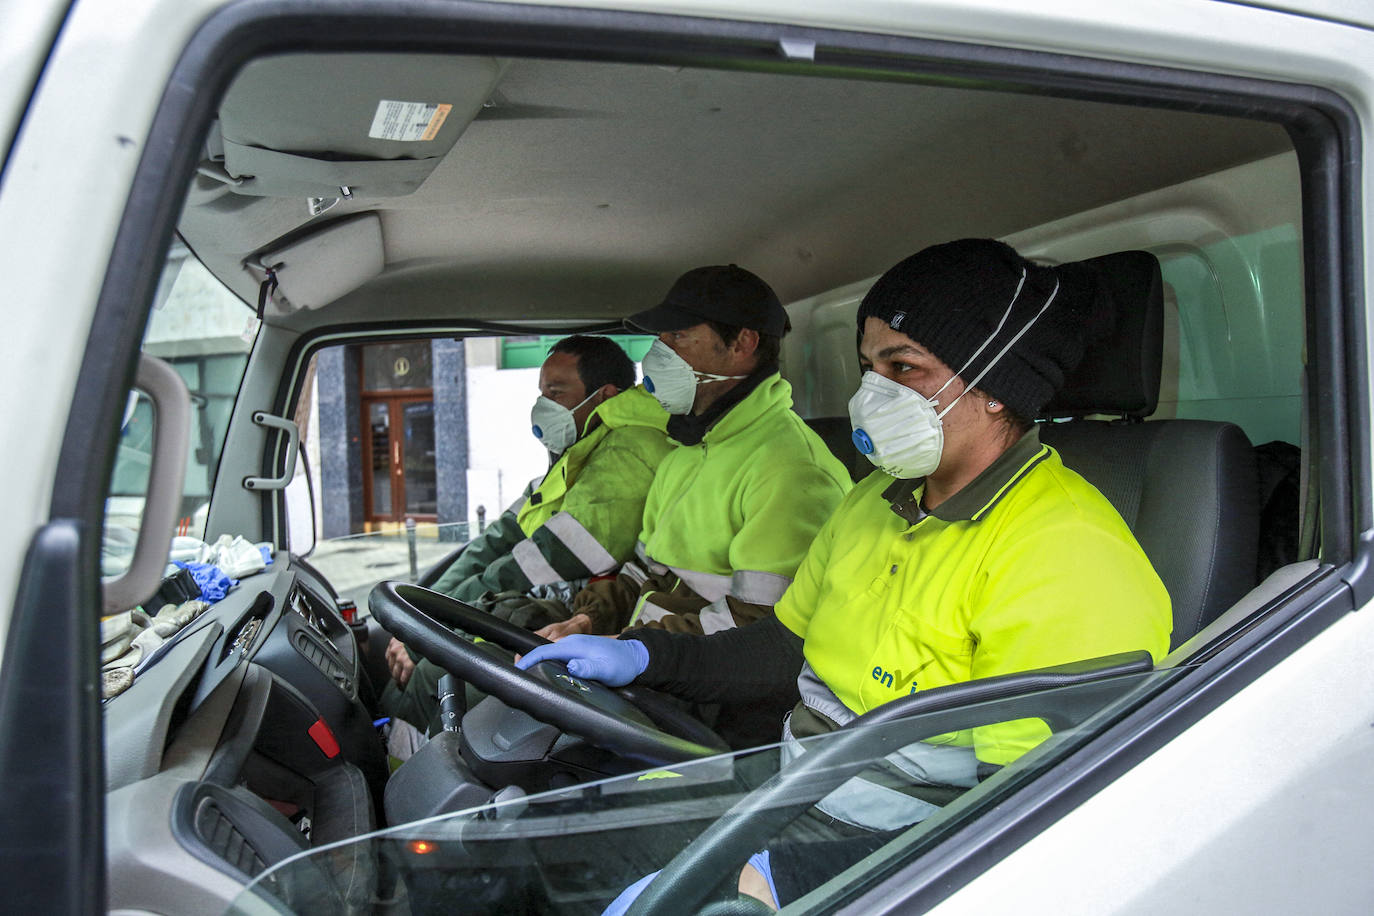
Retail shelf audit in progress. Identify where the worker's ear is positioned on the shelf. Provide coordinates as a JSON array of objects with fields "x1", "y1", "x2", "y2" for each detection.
[
  {"x1": 597, "y1": 383, "x2": 619, "y2": 401},
  {"x1": 732, "y1": 327, "x2": 760, "y2": 358}
]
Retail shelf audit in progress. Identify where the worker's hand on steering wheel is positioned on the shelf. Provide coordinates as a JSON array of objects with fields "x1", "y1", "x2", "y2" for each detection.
[
  {"x1": 385, "y1": 636, "x2": 416, "y2": 686},
  {"x1": 515, "y1": 634, "x2": 649, "y2": 686}
]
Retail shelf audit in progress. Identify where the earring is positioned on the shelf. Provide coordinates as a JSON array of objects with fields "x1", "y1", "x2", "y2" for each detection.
[{"x1": 987, "y1": 400, "x2": 999, "y2": 408}]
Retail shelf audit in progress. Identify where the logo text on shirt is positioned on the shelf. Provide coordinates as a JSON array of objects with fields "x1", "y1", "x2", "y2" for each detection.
[{"x1": 871, "y1": 659, "x2": 935, "y2": 693}]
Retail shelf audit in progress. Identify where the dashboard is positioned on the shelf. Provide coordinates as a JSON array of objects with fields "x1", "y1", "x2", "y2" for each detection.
[{"x1": 103, "y1": 555, "x2": 386, "y2": 913}]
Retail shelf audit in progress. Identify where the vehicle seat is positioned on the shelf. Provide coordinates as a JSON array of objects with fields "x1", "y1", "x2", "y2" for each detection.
[
  {"x1": 804, "y1": 415, "x2": 868, "y2": 482},
  {"x1": 1038, "y1": 250, "x2": 1259, "y2": 648}
]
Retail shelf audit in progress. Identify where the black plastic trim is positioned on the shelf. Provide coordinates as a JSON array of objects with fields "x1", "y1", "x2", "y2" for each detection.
[
  {"x1": 853, "y1": 651, "x2": 1153, "y2": 728},
  {"x1": 170, "y1": 780, "x2": 307, "y2": 885},
  {"x1": 201, "y1": 663, "x2": 274, "y2": 787},
  {"x1": 1283, "y1": 64, "x2": 1371, "y2": 593},
  {"x1": 289, "y1": 552, "x2": 339, "y2": 600},
  {"x1": 0, "y1": 522, "x2": 104, "y2": 913}
]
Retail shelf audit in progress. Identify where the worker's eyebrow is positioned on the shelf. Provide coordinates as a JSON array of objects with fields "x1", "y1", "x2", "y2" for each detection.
[{"x1": 861, "y1": 342, "x2": 928, "y2": 362}]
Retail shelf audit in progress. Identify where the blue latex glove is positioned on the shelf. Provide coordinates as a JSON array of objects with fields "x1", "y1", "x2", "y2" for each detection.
[
  {"x1": 172, "y1": 561, "x2": 237, "y2": 603},
  {"x1": 515, "y1": 635, "x2": 649, "y2": 686}
]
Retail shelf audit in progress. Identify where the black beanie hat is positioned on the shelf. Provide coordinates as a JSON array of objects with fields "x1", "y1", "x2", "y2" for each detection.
[{"x1": 856, "y1": 238, "x2": 1093, "y2": 420}]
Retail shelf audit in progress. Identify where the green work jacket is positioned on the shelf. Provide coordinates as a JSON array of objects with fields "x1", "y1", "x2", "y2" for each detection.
[
  {"x1": 631, "y1": 373, "x2": 852, "y2": 632},
  {"x1": 431, "y1": 385, "x2": 672, "y2": 601}
]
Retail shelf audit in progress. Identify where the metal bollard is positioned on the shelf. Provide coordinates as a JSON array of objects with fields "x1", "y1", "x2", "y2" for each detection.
[
  {"x1": 405, "y1": 517, "x2": 418, "y2": 580},
  {"x1": 476, "y1": 504, "x2": 487, "y2": 534}
]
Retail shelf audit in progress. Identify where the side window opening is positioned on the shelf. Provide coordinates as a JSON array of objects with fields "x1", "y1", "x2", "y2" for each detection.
[
  {"x1": 1157, "y1": 224, "x2": 1305, "y2": 448},
  {"x1": 286, "y1": 333, "x2": 652, "y2": 606},
  {"x1": 102, "y1": 247, "x2": 259, "y2": 582}
]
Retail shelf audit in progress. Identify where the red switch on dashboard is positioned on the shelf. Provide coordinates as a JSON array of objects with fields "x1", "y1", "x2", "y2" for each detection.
[{"x1": 307, "y1": 717, "x2": 341, "y2": 758}]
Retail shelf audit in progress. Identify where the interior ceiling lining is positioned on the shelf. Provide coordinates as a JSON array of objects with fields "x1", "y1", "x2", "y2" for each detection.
[{"x1": 179, "y1": 55, "x2": 1291, "y2": 328}]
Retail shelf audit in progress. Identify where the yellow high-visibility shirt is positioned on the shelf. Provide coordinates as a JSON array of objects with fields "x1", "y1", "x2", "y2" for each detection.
[{"x1": 776, "y1": 427, "x2": 1172, "y2": 766}]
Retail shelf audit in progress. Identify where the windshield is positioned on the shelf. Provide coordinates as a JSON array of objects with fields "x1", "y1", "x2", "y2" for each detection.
[
  {"x1": 227, "y1": 666, "x2": 1175, "y2": 915},
  {"x1": 102, "y1": 244, "x2": 259, "y2": 580}
]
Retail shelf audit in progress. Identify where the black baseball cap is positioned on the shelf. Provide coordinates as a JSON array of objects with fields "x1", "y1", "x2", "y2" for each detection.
[{"x1": 627, "y1": 264, "x2": 788, "y2": 337}]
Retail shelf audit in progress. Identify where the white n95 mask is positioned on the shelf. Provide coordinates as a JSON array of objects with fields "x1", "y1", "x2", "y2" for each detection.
[
  {"x1": 848, "y1": 371, "x2": 950, "y2": 479},
  {"x1": 530, "y1": 389, "x2": 599, "y2": 455},
  {"x1": 849, "y1": 269, "x2": 1060, "y2": 479},
  {"x1": 640, "y1": 338, "x2": 745, "y2": 415}
]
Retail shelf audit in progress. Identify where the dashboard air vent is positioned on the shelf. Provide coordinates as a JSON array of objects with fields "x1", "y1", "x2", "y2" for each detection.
[{"x1": 196, "y1": 796, "x2": 270, "y2": 881}]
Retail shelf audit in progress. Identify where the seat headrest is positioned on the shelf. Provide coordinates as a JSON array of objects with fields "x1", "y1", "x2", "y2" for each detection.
[{"x1": 1039, "y1": 250, "x2": 1163, "y2": 420}]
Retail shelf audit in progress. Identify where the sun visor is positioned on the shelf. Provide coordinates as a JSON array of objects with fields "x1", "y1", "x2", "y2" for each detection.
[
  {"x1": 251, "y1": 213, "x2": 384, "y2": 312},
  {"x1": 215, "y1": 53, "x2": 505, "y2": 199}
]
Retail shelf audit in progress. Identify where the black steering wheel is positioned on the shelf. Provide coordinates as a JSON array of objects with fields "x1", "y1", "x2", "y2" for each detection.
[{"x1": 368, "y1": 581, "x2": 727, "y2": 766}]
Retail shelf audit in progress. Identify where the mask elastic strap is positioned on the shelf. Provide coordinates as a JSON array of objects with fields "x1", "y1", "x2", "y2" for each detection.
[
  {"x1": 928, "y1": 268, "x2": 1026, "y2": 408},
  {"x1": 648, "y1": 339, "x2": 745, "y2": 384},
  {"x1": 570, "y1": 389, "x2": 600, "y2": 411},
  {"x1": 936, "y1": 274, "x2": 1060, "y2": 420},
  {"x1": 569, "y1": 388, "x2": 601, "y2": 434}
]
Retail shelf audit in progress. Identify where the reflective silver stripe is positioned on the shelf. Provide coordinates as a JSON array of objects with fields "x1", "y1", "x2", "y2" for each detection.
[
  {"x1": 782, "y1": 714, "x2": 937, "y2": 830},
  {"x1": 667, "y1": 565, "x2": 732, "y2": 601},
  {"x1": 886, "y1": 739, "x2": 980, "y2": 788},
  {"x1": 642, "y1": 561, "x2": 789, "y2": 604},
  {"x1": 796, "y1": 661, "x2": 856, "y2": 727},
  {"x1": 814, "y1": 765, "x2": 942, "y2": 830},
  {"x1": 636, "y1": 598, "x2": 672, "y2": 624},
  {"x1": 781, "y1": 709, "x2": 977, "y2": 831},
  {"x1": 698, "y1": 597, "x2": 736, "y2": 635},
  {"x1": 795, "y1": 664, "x2": 981, "y2": 787},
  {"x1": 635, "y1": 541, "x2": 670, "y2": 576},
  {"x1": 543, "y1": 511, "x2": 617, "y2": 575},
  {"x1": 512, "y1": 538, "x2": 560, "y2": 586},
  {"x1": 620, "y1": 560, "x2": 650, "y2": 589},
  {"x1": 730, "y1": 570, "x2": 791, "y2": 605}
]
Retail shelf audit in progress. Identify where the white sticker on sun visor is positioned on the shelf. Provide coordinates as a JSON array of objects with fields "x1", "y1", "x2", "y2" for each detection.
[{"x1": 368, "y1": 100, "x2": 453, "y2": 142}]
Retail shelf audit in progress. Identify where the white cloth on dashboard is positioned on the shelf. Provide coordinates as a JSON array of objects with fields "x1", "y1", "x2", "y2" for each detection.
[{"x1": 169, "y1": 534, "x2": 271, "y2": 578}]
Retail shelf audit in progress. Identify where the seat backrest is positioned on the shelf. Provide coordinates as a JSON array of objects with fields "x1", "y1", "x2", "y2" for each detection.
[
  {"x1": 1039, "y1": 251, "x2": 1259, "y2": 648},
  {"x1": 804, "y1": 415, "x2": 867, "y2": 482}
]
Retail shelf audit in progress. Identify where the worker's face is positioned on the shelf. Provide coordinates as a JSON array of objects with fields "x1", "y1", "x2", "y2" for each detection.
[
  {"x1": 857, "y1": 316, "x2": 1002, "y2": 472},
  {"x1": 857, "y1": 317, "x2": 964, "y2": 403},
  {"x1": 657, "y1": 322, "x2": 758, "y2": 413},
  {"x1": 539, "y1": 351, "x2": 601, "y2": 434},
  {"x1": 657, "y1": 323, "x2": 736, "y2": 376}
]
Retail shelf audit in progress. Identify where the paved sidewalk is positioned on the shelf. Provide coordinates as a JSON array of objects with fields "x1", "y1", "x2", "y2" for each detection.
[{"x1": 306, "y1": 525, "x2": 471, "y2": 611}]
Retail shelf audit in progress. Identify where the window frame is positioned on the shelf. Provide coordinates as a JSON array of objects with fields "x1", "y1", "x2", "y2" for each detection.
[{"x1": 6, "y1": 1, "x2": 1364, "y2": 912}]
